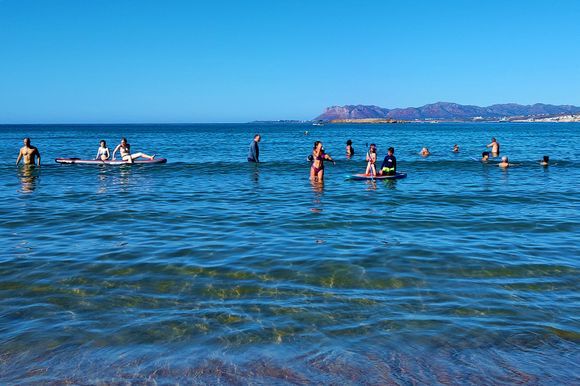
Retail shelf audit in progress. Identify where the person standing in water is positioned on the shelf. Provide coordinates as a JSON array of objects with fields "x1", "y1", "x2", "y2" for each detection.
[
  {"x1": 310, "y1": 141, "x2": 334, "y2": 182},
  {"x1": 453, "y1": 144, "x2": 459, "y2": 152},
  {"x1": 486, "y1": 137, "x2": 500, "y2": 156},
  {"x1": 247, "y1": 134, "x2": 261, "y2": 163},
  {"x1": 112, "y1": 138, "x2": 155, "y2": 163},
  {"x1": 346, "y1": 139, "x2": 354, "y2": 158},
  {"x1": 420, "y1": 147, "x2": 431, "y2": 157},
  {"x1": 16, "y1": 138, "x2": 41, "y2": 166},
  {"x1": 95, "y1": 140, "x2": 110, "y2": 161},
  {"x1": 379, "y1": 147, "x2": 397, "y2": 175}
]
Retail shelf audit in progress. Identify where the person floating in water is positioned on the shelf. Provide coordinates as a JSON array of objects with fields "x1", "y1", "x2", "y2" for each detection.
[
  {"x1": 486, "y1": 137, "x2": 500, "y2": 156},
  {"x1": 346, "y1": 139, "x2": 354, "y2": 158},
  {"x1": 247, "y1": 134, "x2": 261, "y2": 163},
  {"x1": 453, "y1": 144, "x2": 459, "y2": 152},
  {"x1": 540, "y1": 155, "x2": 549, "y2": 166},
  {"x1": 365, "y1": 144, "x2": 377, "y2": 176},
  {"x1": 16, "y1": 137, "x2": 41, "y2": 166},
  {"x1": 310, "y1": 141, "x2": 334, "y2": 182},
  {"x1": 481, "y1": 151, "x2": 490, "y2": 162},
  {"x1": 498, "y1": 156, "x2": 511, "y2": 168},
  {"x1": 420, "y1": 147, "x2": 430, "y2": 157},
  {"x1": 112, "y1": 137, "x2": 155, "y2": 163},
  {"x1": 379, "y1": 147, "x2": 397, "y2": 175},
  {"x1": 95, "y1": 140, "x2": 110, "y2": 161}
]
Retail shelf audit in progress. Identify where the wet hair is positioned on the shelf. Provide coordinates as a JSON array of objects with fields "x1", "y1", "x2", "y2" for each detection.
[
  {"x1": 254, "y1": 134, "x2": 260, "y2": 139},
  {"x1": 543, "y1": 155, "x2": 549, "y2": 163},
  {"x1": 100, "y1": 140, "x2": 106, "y2": 146},
  {"x1": 492, "y1": 137, "x2": 496, "y2": 142},
  {"x1": 388, "y1": 147, "x2": 394, "y2": 154},
  {"x1": 24, "y1": 137, "x2": 31, "y2": 145},
  {"x1": 121, "y1": 137, "x2": 127, "y2": 143},
  {"x1": 313, "y1": 141, "x2": 321, "y2": 150},
  {"x1": 482, "y1": 151, "x2": 489, "y2": 157},
  {"x1": 346, "y1": 140, "x2": 352, "y2": 146},
  {"x1": 502, "y1": 156, "x2": 508, "y2": 162}
]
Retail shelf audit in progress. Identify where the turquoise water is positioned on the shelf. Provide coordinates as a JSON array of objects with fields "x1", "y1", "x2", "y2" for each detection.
[{"x1": 1, "y1": 123, "x2": 579, "y2": 384}]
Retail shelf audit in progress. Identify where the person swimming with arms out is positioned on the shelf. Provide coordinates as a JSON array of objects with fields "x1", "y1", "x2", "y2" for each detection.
[
  {"x1": 112, "y1": 137, "x2": 155, "y2": 164},
  {"x1": 16, "y1": 137, "x2": 41, "y2": 166},
  {"x1": 420, "y1": 147, "x2": 431, "y2": 157},
  {"x1": 95, "y1": 140, "x2": 110, "y2": 161},
  {"x1": 346, "y1": 139, "x2": 354, "y2": 158},
  {"x1": 365, "y1": 144, "x2": 377, "y2": 176},
  {"x1": 310, "y1": 141, "x2": 335, "y2": 182},
  {"x1": 486, "y1": 137, "x2": 500, "y2": 157},
  {"x1": 481, "y1": 151, "x2": 490, "y2": 162},
  {"x1": 379, "y1": 147, "x2": 397, "y2": 175},
  {"x1": 540, "y1": 155, "x2": 549, "y2": 166}
]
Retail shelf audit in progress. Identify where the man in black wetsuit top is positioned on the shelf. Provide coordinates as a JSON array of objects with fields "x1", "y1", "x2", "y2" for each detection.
[
  {"x1": 247, "y1": 134, "x2": 261, "y2": 163},
  {"x1": 379, "y1": 147, "x2": 396, "y2": 175}
]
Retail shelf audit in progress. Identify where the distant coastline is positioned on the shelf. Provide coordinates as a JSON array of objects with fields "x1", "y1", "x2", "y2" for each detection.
[
  {"x1": 317, "y1": 114, "x2": 580, "y2": 124},
  {"x1": 314, "y1": 102, "x2": 580, "y2": 123}
]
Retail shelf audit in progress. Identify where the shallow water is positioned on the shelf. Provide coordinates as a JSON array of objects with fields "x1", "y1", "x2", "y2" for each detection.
[{"x1": 1, "y1": 123, "x2": 579, "y2": 384}]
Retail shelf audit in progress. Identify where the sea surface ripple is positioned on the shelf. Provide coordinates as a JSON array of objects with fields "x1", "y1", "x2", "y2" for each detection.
[{"x1": 0, "y1": 123, "x2": 579, "y2": 384}]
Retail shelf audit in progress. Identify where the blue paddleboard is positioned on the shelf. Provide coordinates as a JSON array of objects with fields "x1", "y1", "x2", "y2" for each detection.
[{"x1": 347, "y1": 172, "x2": 407, "y2": 181}]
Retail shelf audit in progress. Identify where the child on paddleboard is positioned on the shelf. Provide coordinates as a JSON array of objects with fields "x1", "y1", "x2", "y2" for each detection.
[
  {"x1": 365, "y1": 144, "x2": 377, "y2": 176},
  {"x1": 95, "y1": 140, "x2": 110, "y2": 161},
  {"x1": 379, "y1": 147, "x2": 397, "y2": 175}
]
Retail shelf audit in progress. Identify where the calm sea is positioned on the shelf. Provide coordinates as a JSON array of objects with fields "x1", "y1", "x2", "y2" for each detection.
[{"x1": 1, "y1": 123, "x2": 579, "y2": 384}]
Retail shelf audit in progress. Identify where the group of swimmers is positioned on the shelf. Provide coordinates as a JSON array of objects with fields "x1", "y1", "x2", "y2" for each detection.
[
  {"x1": 303, "y1": 135, "x2": 549, "y2": 181},
  {"x1": 15, "y1": 137, "x2": 155, "y2": 166},
  {"x1": 17, "y1": 134, "x2": 550, "y2": 178}
]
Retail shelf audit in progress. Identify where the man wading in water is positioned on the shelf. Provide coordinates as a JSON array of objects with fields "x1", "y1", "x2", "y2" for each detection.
[
  {"x1": 248, "y1": 134, "x2": 261, "y2": 163},
  {"x1": 16, "y1": 138, "x2": 41, "y2": 166}
]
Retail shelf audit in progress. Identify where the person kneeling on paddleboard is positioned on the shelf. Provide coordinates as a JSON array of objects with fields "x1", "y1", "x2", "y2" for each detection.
[{"x1": 379, "y1": 147, "x2": 396, "y2": 176}]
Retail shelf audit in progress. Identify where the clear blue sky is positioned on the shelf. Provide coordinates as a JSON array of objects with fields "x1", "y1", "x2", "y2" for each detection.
[{"x1": 0, "y1": 0, "x2": 578, "y2": 123}]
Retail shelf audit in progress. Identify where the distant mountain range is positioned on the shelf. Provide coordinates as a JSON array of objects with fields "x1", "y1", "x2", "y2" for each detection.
[{"x1": 314, "y1": 102, "x2": 580, "y2": 121}]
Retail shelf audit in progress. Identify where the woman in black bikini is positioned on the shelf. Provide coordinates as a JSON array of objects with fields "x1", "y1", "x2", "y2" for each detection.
[{"x1": 310, "y1": 141, "x2": 334, "y2": 182}]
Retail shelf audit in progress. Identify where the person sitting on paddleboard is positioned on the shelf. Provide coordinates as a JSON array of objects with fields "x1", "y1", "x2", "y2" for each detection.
[
  {"x1": 310, "y1": 141, "x2": 334, "y2": 182},
  {"x1": 379, "y1": 147, "x2": 397, "y2": 175},
  {"x1": 365, "y1": 144, "x2": 377, "y2": 176},
  {"x1": 346, "y1": 139, "x2": 354, "y2": 158},
  {"x1": 95, "y1": 140, "x2": 110, "y2": 161},
  {"x1": 112, "y1": 137, "x2": 155, "y2": 164}
]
